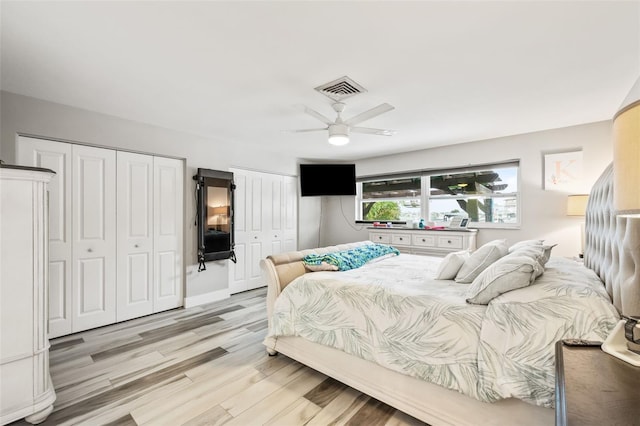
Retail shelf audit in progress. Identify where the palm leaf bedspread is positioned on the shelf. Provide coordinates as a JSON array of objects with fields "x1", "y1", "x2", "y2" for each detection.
[{"x1": 267, "y1": 254, "x2": 618, "y2": 407}]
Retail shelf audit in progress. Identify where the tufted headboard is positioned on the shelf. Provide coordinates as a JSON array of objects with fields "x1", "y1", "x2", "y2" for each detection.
[{"x1": 584, "y1": 163, "x2": 640, "y2": 316}]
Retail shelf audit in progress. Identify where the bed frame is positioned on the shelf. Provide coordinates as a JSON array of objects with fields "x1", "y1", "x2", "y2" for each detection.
[{"x1": 260, "y1": 163, "x2": 640, "y2": 426}]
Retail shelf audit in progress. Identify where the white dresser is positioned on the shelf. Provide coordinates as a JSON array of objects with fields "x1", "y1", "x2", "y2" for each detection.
[
  {"x1": 0, "y1": 165, "x2": 56, "y2": 425},
  {"x1": 369, "y1": 228, "x2": 478, "y2": 256}
]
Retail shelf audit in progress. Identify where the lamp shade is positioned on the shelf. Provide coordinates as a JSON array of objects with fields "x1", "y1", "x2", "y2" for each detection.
[
  {"x1": 328, "y1": 124, "x2": 349, "y2": 146},
  {"x1": 613, "y1": 76, "x2": 640, "y2": 214},
  {"x1": 211, "y1": 206, "x2": 229, "y2": 215},
  {"x1": 567, "y1": 194, "x2": 589, "y2": 216}
]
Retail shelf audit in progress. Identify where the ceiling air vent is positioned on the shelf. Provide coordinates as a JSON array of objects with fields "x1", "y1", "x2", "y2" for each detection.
[{"x1": 314, "y1": 76, "x2": 367, "y2": 101}]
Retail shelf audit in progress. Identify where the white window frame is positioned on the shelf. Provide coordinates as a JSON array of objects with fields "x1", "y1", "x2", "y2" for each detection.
[
  {"x1": 355, "y1": 161, "x2": 521, "y2": 229},
  {"x1": 356, "y1": 174, "x2": 422, "y2": 223}
]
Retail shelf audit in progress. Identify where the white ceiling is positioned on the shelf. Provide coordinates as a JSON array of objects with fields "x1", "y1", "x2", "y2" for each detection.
[{"x1": 1, "y1": 1, "x2": 639, "y2": 161}]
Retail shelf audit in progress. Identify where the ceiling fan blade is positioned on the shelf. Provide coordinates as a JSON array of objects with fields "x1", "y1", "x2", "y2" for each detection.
[
  {"x1": 344, "y1": 103, "x2": 395, "y2": 126},
  {"x1": 303, "y1": 106, "x2": 334, "y2": 125},
  {"x1": 285, "y1": 128, "x2": 327, "y2": 133},
  {"x1": 351, "y1": 127, "x2": 397, "y2": 136}
]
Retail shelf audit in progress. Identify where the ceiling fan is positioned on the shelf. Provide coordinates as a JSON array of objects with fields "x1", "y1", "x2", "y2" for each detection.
[{"x1": 291, "y1": 101, "x2": 396, "y2": 146}]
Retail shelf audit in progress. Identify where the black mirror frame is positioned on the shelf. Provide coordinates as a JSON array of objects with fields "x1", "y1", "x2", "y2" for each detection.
[{"x1": 193, "y1": 168, "x2": 235, "y2": 268}]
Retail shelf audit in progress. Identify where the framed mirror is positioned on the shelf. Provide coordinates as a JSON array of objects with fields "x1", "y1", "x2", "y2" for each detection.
[{"x1": 194, "y1": 168, "x2": 235, "y2": 267}]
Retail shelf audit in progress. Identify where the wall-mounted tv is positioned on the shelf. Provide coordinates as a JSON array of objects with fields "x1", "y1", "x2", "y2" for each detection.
[{"x1": 300, "y1": 163, "x2": 356, "y2": 197}]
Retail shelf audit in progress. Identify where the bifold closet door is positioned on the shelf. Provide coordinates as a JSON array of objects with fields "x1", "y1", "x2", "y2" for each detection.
[
  {"x1": 229, "y1": 169, "x2": 297, "y2": 294},
  {"x1": 153, "y1": 156, "x2": 183, "y2": 312},
  {"x1": 18, "y1": 137, "x2": 183, "y2": 335},
  {"x1": 117, "y1": 152, "x2": 154, "y2": 321},
  {"x1": 72, "y1": 145, "x2": 116, "y2": 332},
  {"x1": 17, "y1": 137, "x2": 73, "y2": 337},
  {"x1": 265, "y1": 174, "x2": 298, "y2": 257},
  {"x1": 229, "y1": 170, "x2": 267, "y2": 294}
]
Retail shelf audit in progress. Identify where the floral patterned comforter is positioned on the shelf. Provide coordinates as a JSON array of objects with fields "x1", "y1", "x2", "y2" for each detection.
[{"x1": 267, "y1": 254, "x2": 619, "y2": 407}]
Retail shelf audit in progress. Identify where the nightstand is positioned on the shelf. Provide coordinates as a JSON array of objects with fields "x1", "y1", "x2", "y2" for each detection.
[{"x1": 555, "y1": 340, "x2": 640, "y2": 426}]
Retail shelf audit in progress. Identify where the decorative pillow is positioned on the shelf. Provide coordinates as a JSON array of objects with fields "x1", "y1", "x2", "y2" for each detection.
[
  {"x1": 303, "y1": 243, "x2": 400, "y2": 272},
  {"x1": 508, "y1": 239, "x2": 545, "y2": 253},
  {"x1": 304, "y1": 262, "x2": 339, "y2": 272},
  {"x1": 511, "y1": 243, "x2": 557, "y2": 266},
  {"x1": 455, "y1": 239, "x2": 508, "y2": 283},
  {"x1": 466, "y1": 254, "x2": 544, "y2": 304},
  {"x1": 435, "y1": 250, "x2": 470, "y2": 280}
]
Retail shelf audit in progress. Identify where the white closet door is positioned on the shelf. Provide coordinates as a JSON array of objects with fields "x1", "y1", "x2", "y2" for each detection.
[
  {"x1": 117, "y1": 151, "x2": 154, "y2": 321},
  {"x1": 153, "y1": 157, "x2": 183, "y2": 312},
  {"x1": 265, "y1": 174, "x2": 298, "y2": 258},
  {"x1": 229, "y1": 169, "x2": 267, "y2": 293},
  {"x1": 72, "y1": 145, "x2": 116, "y2": 332},
  {"x1": 246, "y1": 173, "x2": 267, "y2": 291},
  {"x1": 229, "y1": 169, "x2": 297, "y2": 294},
  {"x1": 268, "y1": 175, "x2": 283, "y2": 257},
  {"x1": 229, "y1": 171, "x2": 248, "y2": 294},
  {"x1": 17, "y1": 136, "x2": 73, "y2": 338}
]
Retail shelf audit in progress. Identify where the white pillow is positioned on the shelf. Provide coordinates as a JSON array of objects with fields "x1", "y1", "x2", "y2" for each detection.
[
  {"x1": 304, "y1": 262, "x2": 339, "y2": 272},
  {"x1": 511, "y1": 243, "x2": 557, "y2": 266},
  {"x1": 508, "y1": 239, "x2": 544, "y2": 253},
  {"x1": 455, "y1": 239, "x2": 508, "y2": 283},
  {"x1": 435, "y1": 250, "x2": 470, "y2": 280},
  {"x1": 466, "y1": 254, "x2": 544, "y2": 304}
]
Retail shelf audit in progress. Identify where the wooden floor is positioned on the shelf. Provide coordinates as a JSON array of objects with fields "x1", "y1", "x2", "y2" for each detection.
[{"x1": 10, "y1": 288, "x2": 427, "y2": 426}]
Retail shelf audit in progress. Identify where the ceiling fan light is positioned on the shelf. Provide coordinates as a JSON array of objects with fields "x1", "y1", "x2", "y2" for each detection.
[
  {"x1": 328, "y1": 123, "x2": 349, "y2": 146},
  {"x1": 328, "y1": 134, "x2": 349, "y2": 146}
]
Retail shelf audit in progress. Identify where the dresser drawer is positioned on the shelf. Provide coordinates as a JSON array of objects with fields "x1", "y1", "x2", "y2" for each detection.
[
  {"x1": 391, "y1": 233, "x2": 411, "y2": 245},
  {"x1": 412, "y1": 234, "x2": 436, "y2": 247},
  {"x1": 369, "y1": 232, "x2": 391, "y2": 244},
  {"x1": 368, "y1": 229, "x2": 476, "y2": 257},
  {"x1": 437, "y1": 235, "x2": 463, "y2": 250}
]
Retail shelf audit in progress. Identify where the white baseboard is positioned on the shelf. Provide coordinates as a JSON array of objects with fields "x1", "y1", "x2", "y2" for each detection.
[{"x1": 184, "y1": 289, "x2": 230, "y2": 308}]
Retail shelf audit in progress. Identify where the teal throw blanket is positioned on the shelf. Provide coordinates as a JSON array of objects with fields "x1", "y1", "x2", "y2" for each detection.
[{"x1": 303, "y1": 243, "x2": 400, "y2": 272}]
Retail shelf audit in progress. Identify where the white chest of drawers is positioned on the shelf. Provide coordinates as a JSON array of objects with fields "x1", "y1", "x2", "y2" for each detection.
[
  {"x1": 1, "y1": 166, "x2": 56, "y2": 425},
  {"x1": 368, "y1": 228, "x2": 478, "y2": 257}
]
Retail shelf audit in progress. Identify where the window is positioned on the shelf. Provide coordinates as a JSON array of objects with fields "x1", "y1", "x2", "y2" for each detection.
[
  {"x1": 428, "y1": 166, "x2": 518, "y2": 225},
  {"x1": 359, "y1": 176, "x2": 421, "y2": 222},
  {"x1": 356, "y1": 162, "x2": 519, "y2": 228}
]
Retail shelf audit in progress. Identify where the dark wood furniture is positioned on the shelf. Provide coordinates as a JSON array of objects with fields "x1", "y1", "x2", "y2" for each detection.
[{"x1": 555, "y1": 340, "x2": 640, "y2": 426}]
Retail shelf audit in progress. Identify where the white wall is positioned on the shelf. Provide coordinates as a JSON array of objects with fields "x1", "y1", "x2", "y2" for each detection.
[
  {"x1": 321, "y1": 121, "x2": 614, "y2": 258},
  {"x1": 0, "y1": 91, "x2": 306, "y2": 299},
  {"x1": 298, "y1": 196, "x2": 322, "y2": 250},
  {"x1": 0, "y1": 90, "x2": 616, "y2": 294}
]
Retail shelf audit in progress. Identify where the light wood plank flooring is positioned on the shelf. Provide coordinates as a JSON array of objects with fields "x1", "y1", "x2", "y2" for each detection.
[{"x1": 9, "y1": 288, "x2": 427, "y2": 426}]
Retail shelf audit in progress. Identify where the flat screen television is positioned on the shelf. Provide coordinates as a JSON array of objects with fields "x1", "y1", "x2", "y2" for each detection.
[{"x1": 300, "y1": 163, "x2": 356, "y2": 196}]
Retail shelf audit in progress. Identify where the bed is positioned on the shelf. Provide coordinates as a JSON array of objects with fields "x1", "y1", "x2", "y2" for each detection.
[{"x1": 260, "y1": 163, "x2": 640, "y2": 426}]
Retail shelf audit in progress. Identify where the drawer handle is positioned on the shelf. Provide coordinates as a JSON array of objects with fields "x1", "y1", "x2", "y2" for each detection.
[
  {"x1": 134, "y1": 244, "x2": 139, "y2": 248},
  {"x1": 399, "y1": 237, "x2": 403, "y2": 241},
  {"x1": 87, "y1": 248, "x2": 93, "y2": 253},
  {"x1": 378, "y1": 236, "x2": 382, "y2": 240},
  {"x1": 447, "y1": 240, "x2": 452, "y2": 244},
  {"x1": 422, "y1": 238, "x2": 426, "y2": 242}
]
